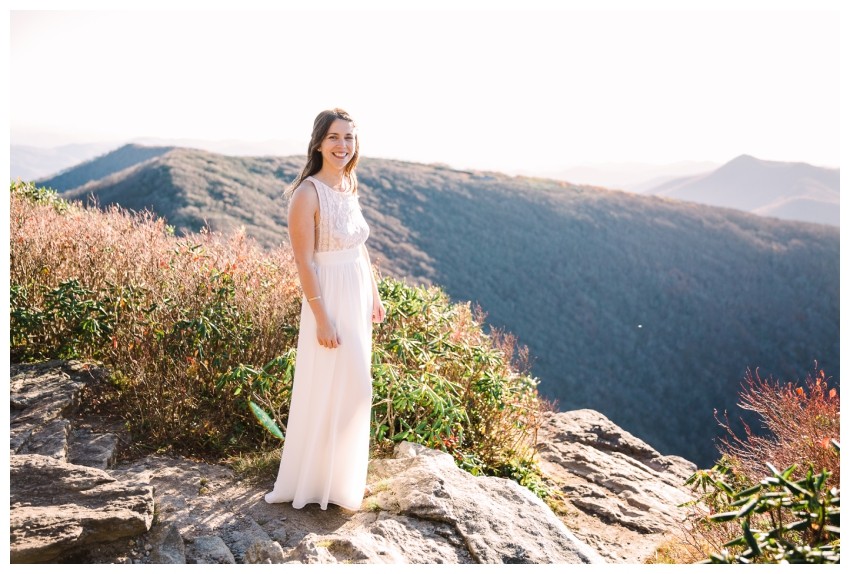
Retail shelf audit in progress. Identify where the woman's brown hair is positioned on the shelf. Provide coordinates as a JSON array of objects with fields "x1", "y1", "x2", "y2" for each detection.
[{"x1": 286, "y1": 108, "x2": 360, "y2": 198}]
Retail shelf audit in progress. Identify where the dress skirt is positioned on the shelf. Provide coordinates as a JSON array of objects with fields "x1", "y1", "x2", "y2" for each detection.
[{"x1": 265, "y1": 246, "x2": 374, "y2": 510}]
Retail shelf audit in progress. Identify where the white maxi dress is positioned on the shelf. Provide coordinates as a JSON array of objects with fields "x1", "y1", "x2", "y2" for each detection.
[{"x1": 265, "y1": 176, "x2": 374, "y2": 511}]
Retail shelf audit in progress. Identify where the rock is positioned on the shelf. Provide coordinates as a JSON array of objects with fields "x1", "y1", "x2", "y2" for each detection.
[
  {"x1": 286, "y1": 532, "x2": 399, "y2": 564},
  {"x1": 536, "y1": 409, "x2": 699, "y2": 563},
  {"x1": 365, "y1": 513, "x2": 464, "y2": 563},
  {"x1": 148, "y1": 522, "x2": 186, "y2": 564},
  {"x1": 10, "y1": 361, "x2": 86, "y2": 458},
  {"x1": 366, "y1": 441, "x2": 604, "y2": 564},
  {"x1": 9, "y1": 454, "x2": 155, "y2": 563},
  {"x1": 217, "y1": 515, "x2": 277, "y2": 562},
  {"x1": 186, "y1": 536, "x2": 237, "y2": 564},
  {"x1": 68, "y1": 429, "x2": 119, "y2": 469},
  {"x1": 243, "y1": 539, "x2": 286, "y2": 564},
  {"x1": 102, "y1": 444, "x2": 605, "y2": 565},
  {"x1": 16, "y1": 418, "x2": 71, "y2": 460},
  {"x1": 8, "y1": 361, "x2": 703, "y2": 564}
]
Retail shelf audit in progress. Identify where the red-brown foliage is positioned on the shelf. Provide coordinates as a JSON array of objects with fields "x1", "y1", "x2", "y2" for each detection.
[{"x1": 715, "y1": 366, "x2": 840, "y2": 487}]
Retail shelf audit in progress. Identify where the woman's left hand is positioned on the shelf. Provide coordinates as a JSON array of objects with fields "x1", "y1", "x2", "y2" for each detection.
[{"x1": 372, "y1": 297, "x2": 386, "y2": 323}]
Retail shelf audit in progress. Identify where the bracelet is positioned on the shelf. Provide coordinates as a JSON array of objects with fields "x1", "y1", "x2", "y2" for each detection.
[{"x1": 307, "y1": 295, "x2": 322, "y2": 302}]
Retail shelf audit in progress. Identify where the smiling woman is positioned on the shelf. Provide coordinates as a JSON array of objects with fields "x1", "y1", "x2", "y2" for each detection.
[{"x1": 264, "y1": 108, "x2": 386, "y2": 511}]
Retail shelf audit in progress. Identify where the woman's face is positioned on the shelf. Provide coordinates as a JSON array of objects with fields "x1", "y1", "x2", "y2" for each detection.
[{"x1": 318, "y1": 119, "x2": 357, "y2": 171}]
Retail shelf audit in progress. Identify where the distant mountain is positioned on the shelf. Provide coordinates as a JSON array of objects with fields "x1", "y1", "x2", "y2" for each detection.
[
  {"x1": 535, "y1": 161, "x2": 719, "y2": 193},
  {"x1": 42, "y1": 145, "x2": 298, "y2": 250},
  {"x1": 129, "y1": 136, "x2": 304, "y2": 158},
  {"x1": 45, "y1": 146, "x2": 840, "y2": 467},
  {"x1": 11, "y1": 142, "x2": 121, "y2": 182},
  {"x1": 645, "y1": 155, "x2": 839, "y2": 227},
  {"x1": 39, "y1": 144, "x2": 175, "y2": 192},
  {"x1": 13, "y1": 138, "x2": 305, "y2": 183}
]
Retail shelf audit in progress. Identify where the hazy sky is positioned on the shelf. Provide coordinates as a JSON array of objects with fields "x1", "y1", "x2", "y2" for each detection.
[{"x1": 8, "y1": 0, "x2": 843, "y2": 173}]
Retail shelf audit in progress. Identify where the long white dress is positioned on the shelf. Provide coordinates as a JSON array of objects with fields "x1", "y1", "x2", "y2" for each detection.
[{"x1": 265, "y1": 176, "x2": 374, "y2": 511}]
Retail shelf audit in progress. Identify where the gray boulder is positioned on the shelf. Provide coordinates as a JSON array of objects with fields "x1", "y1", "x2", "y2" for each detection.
[
  {"x1": 536, "y1": 409, "x2": 698, "y2": 562},
  {"x1": 186, "y1": 535, "x2": 237, "y2": 564},
  {"x1": 148, "y1": 522, "x2": 186, "y2": 564},
  {"x1": 9, "y1": 454, "x2": 155, "y2": 563},
  {"x1": 364, "y1": 441, "x2": 604, "y2": 564}
]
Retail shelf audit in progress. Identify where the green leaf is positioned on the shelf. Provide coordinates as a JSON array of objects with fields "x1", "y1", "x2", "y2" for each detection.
[
  {"x1": 741, "y1": 521, "x2": 761, "y2": 557},
  {"x1": 248, "y1": 400, "x2": 284, "y2": 440},
  {"x1": 715, "y1": 479, "x2": 735, "y2": 496},
  {"x1": 736, "y1": 484, "x2": 763, "y2": 498},
  {"x1": 735, "y1": 496, "x2": 761, "y2": 517},
  {"x1": 709, "y1": 511, "x2": 741, "y2": 523},
  {"x1": 785, "y1": 519, "x2": 811, "y2": 532}
]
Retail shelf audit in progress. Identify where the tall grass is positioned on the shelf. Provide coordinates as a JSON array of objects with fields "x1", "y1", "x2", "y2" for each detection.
[{"x1": 10, "y1": 181, "x2": 545, "y2": 489}]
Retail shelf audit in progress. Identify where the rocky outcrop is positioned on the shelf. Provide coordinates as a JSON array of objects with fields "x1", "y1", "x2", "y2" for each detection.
[
  {"x1": 536, "y1": 409, "x2": 698, "y2": 563},
  {"x1": 103, "y1": 444, "x2": 603, "y2": 564},
  {"x1": 10, "y1": 361, "x2": 155, "y2": 563},
  {"x1": 10, "y1": 360, "x2": 119, "y2": 468},
  {"x1": 354, "y1": 442, "x2": 601, "y2": 564},
  {"x1": 9, "y1": 361, "x2": 701, "y2": 564},
  {"x1": 9, "y1": 454, "x2": 154, "y2": 563}
]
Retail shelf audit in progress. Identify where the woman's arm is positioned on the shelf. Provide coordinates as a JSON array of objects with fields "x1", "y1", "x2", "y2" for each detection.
[{"x1": 288, "y1": 182, "x2": 340, "y2": 348}]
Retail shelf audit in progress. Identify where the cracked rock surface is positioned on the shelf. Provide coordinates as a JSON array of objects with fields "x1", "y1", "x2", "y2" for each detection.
[{"x1": 10, "y1": 361, "x2": 698, "y2": 564}]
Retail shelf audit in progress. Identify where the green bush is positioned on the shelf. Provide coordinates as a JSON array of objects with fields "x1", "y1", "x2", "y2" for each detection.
[
  {"x1": 9, "y1": 181, "x2": 546, "y2": 492},
  {"x1": 372, "y1": 278, "x2": 544, "y2": 491},
  {"x1": 687, "y1": 455, "x2": 840, "y2": 564},
  {"x1": 675, "y1": 366, "x2": 841, "y2": 564}
]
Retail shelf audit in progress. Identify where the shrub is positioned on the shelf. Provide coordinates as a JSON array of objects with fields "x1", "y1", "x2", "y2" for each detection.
[
  {"x1": 715, "y1": 367, "x2": 840, "y2": 488},
  {"x1": 10, "y1": 180, "x2": 304, "y2": 452},
  {"x1": 702, "y1": 459, "x2": 839, "y2": 564},
  {"x1": 9, "y1": 182, "x2": 545, "y2": 491},
  {"x1": 371, "y1": 278, "x2": 544, "y2": 491},
  {"x1": 673, "y1": 367, "x2": 841, "y2": 564}
]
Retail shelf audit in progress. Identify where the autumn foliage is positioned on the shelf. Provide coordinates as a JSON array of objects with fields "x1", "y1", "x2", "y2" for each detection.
[{"x1": 715, "y1": 367, "x2": 839, "y2": 488}]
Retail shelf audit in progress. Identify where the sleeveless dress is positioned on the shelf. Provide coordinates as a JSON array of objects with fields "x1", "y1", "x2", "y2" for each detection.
[{"x1": 265, "y1": 176, "x2": 374, "y2": 511}]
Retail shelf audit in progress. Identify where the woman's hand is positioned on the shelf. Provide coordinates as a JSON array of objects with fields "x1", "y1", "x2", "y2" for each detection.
[
  {"x1": 316, "y1": 317, "x2": 340, "y2": 348},
  {"x1": 372, "y1": 297, "x2": 386, "y2": 323}
]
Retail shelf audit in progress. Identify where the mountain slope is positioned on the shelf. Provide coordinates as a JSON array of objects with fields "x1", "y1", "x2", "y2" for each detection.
[
  {"x1": 48, "y1": 146, "x2": 840, "y2": 467},
  {"x1": 12, "y1": 142, "x2": 127, "y2": 182},
  {"x1": 38, "y1": 144, "x2": 175, "y2": 192},
  {"x1": 50, "y1": 146, "x2": 301, "y2": 249},
  {"x1": 646, "y1": 155, "x2": 839, "y2": 226}
]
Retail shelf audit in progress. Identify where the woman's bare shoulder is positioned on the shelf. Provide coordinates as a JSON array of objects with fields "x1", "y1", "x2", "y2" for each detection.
[{"x1": 290, "y1": 179, "x2": 319, "y2": 206}]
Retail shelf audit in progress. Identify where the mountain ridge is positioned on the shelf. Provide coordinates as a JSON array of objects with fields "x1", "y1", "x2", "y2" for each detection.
[
  {"x1": 645, "y1": 154, "x2": 839, "y2": 226},
  {"x1": 538, "y1": 159, "x2": 720, "y2": 193},
  {"x1": 40, "y1": 145, "x2": 840, "y2": 467}
]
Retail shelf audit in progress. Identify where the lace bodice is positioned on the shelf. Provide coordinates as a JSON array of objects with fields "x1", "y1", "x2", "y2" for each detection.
[{"x1": 308, "y1": 176, "x2": 370, "y2": 252}]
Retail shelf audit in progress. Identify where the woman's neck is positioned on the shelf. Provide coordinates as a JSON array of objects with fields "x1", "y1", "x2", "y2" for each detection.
[{"x1": 315, "y1": 168, "x2": 348, "y2": 191}]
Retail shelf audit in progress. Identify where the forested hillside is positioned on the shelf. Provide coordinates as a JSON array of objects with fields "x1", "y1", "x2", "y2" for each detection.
[{"x1": 44, "y1": 145, "x2": 840, "y2": 466}]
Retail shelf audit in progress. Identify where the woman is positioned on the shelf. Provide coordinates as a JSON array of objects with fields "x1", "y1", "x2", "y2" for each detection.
[{"x1": 265, "y1": 108, "x2": 385, "y2": 511}]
